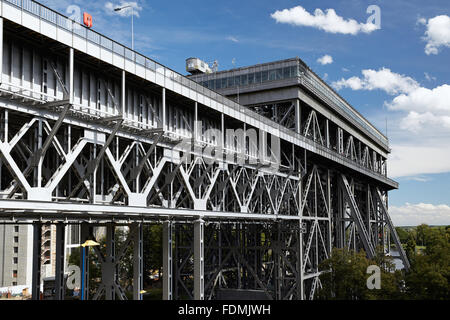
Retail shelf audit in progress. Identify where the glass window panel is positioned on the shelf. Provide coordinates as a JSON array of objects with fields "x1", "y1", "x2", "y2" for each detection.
[
  {"x1": 261, "y1": 71, "x2": 268, "y2": 82},
  {"x1": 208, "y1": 80, "x2": 215, "y2": 90},
  {"x1": 234, "y1": 76, "x2": 240, "y2": 87},
  {"x1": 221, "y1": 78, "x2": 227, "y2": 88},
  {"x1": 248, "y1": 73, "x2": 255, "y2": 85},
  {"x1": 276, "y1": 68, "x2": 283, "y2": 80},
  {"x1": 240, "y1": 74, "x2": 248, "y2": 86},
  {"x1": 269, "y1": 70, "x2": 276, "y2": 81},
  {"x1": 227, "y1": 77, "x2": 234, "y2": 87},
  {"x1": 283, "y1": 67, "x2": 291, "y2": 79},
  {"x1": 215, "y1": 79, "x2": 222, "y2": 89},
  {"x1": 291, "y1": 66, "x2": 298, "y2": 77},
  {"x1": 255, "y1": 72, "x2": 262, "y2": 83}
]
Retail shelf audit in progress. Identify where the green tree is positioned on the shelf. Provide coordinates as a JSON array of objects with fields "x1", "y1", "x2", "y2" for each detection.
[
  {"x1": 405, "y1": 226, "x2": 449, "y2": 300},
  {"x1": 317, "y1": 248, "x2": 404, "y2": 300},
  {"x1": 406, "y1": 235, "x2": 417, "y2": 261}
]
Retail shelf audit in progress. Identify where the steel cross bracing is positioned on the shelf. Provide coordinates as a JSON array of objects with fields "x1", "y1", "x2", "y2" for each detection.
[{"x1": 0, "y1": 8, "x2": 407, "y2": 301}]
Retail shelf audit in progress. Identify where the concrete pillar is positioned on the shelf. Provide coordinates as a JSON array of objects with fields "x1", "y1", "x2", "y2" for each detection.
[
  {"x1": 193, "y1": 219, "x2": 204, "y2": 300},
  {"x1": 162, "y1": 221, "x2": 173, "y2": 300}
]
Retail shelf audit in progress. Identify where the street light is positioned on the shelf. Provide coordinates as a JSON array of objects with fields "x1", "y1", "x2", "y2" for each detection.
[
  {"x1": 114, "y1": 5, "x2": 135, "y2": 50},
  {"x1": 80, "y1": 239, "x2": 100, "y2": 301}
]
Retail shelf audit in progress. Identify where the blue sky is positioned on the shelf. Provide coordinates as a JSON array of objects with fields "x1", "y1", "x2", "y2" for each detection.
[{"x1": 40, "y1": 0, "x2": 450, "y2": 226}]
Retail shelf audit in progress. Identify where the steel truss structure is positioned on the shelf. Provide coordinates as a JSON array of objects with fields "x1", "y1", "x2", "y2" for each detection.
[{"x1": 0, "y1": 0, "x2": 407, "y2": 301}]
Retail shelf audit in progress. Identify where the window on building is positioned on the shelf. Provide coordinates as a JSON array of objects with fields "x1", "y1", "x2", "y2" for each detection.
[
  {"x1": 234, "y1": 76, "x2": 240, "y2": 87},
  {"x1": 12, "y1": 270, "x2": 17, "y2": 278},
  {"x1": 13, "y1": 247, "x2": 18, "y2": 254},
  {"x1": 227, "y1": 77, "x2": 234, "y2": 88},
  {"x1": 240, "y1": 74, "x2": 248, "y2": 86},
  {"x1": 14, "y1": 226, "x2": 19, "y2": 233},
  {"x1": 12, "y1": 282, "x2": 17, "y2": 286},
  {"x1": 255, "y1": 72, "x2": 261, "y2": 84},
  {"x1": 276, "y1": 68, "x2": 283, "y2": 80},
  {"x1": 215, "y1": 78, "x2": 222, "y2": 89},
  {"x1": 14, "y1": 236, "x2": 19, "y2": 243},
  {"x1": 13, "y1": 257, "x2": 18, "y2": 264},
  {"x1": 268, "y1": 70, "x2": 276, "y2": 81},
  {"x1": 248, "y1": 73, "x2": 255, "y2": 85},
  {"x1": 261, "y1": 71, "x2": 268, "y2": 82},
  {"x1": 283, "y1": 67, "x2": 291, "y2": 79}
]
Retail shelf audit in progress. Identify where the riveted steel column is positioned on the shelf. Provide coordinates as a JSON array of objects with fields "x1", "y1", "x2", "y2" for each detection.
[
  {"x1": 295, "y1": 99, "x2": 301, "y2": 134},
  {"x1": 162, "y1": 88, "x2": 167, "y2": 132},
  {"x1": 55, "y1": 223, "x2": 66, "y2": 300},
  {"x1": 0, "y1": 17, "x2": 3, "y2": 85},
  {"x1": 69, "y1": 48, "x2": 74, "y2": 104},
  {"x1": 163, "y1": 221, "x2": 173, "y2": 300},
  {"x1": 122, "y1": 70, "x2": 126, "y2": 115},
  {"x1": 104, "y1": 223, "x2": 116, "y2": 300},
  {"x1": 194, "y1": 219, "x2": 205, "y2": 300},
  {"x1": 133, "y1": 223, "x2": 143, "y2": 300},
  {"x1": 80, "y1": 223, "x2": 90, "y2": 300},
  {"x1": 31, "y1": 222, "x2": 42, "y2": 300}
]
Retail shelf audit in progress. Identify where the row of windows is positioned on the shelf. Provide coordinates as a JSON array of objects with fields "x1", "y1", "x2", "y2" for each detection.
[{"x1": 199, "y1": 66, "x2": 300, "y2": 91}]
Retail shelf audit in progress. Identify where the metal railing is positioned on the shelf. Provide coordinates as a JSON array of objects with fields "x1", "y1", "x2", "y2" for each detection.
[{"x1": 1, "y1": 0, "x2": 396, "y2": 187}]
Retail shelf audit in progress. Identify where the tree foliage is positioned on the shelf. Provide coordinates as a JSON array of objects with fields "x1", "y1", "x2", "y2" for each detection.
[{"x1": 318, "y1": 224, "x2": 449, "y2": 300}]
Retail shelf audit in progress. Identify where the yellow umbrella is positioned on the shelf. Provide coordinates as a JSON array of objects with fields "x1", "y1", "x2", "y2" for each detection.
[{"x1": 81, "y1": 240, "x2": 100, "y2": 247}]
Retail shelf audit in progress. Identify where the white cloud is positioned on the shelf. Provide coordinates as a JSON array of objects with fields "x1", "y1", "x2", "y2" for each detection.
[
  {"x1": 387, "y1": 84, "x2": 450, "y2": 132},
  {"x1": 389, "y1": 203, "x2": 450, "y2": 226},
  {"x1": 332, "y1": 68, "x2": 419, "y2": 95},
  {"x1": 388, "y1": 145, "x2": 450, "y2": 178},
  {"x1": 333, "y1": 67, "x2": 450, "y2": 177},
  {"x1": 105, "y1": 1, "x2": 142, "y2": 17},
  {"x1": 270, "y1": 6, "x2": 379, "y2": 35},
  {"x1": 317, "y1": 54, "x2": 333, "y2": 65},
  {"x1": 420, "y1": 15, "x2": 450, "y2": 55},
  {"x1": 424, "y1": 72, "x2": 436, "y2": 82},
  {"x1": 388, "y1": 84, "x2": 450, "y2": 113},
  {"x1": 226, "y1": 36, "x2": 239, "y2": 43},
  {"x1": 342, "y1": 67, "x2": 350, "y2": 72}
]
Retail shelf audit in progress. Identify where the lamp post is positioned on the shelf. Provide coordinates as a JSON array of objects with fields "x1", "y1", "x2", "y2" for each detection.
[
  {"x1": 114, "y1": 5, "x2": 134, "y2": 50},
  {"x1": 80, "y1": 240, "x2": 100, "y2": 301}
]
